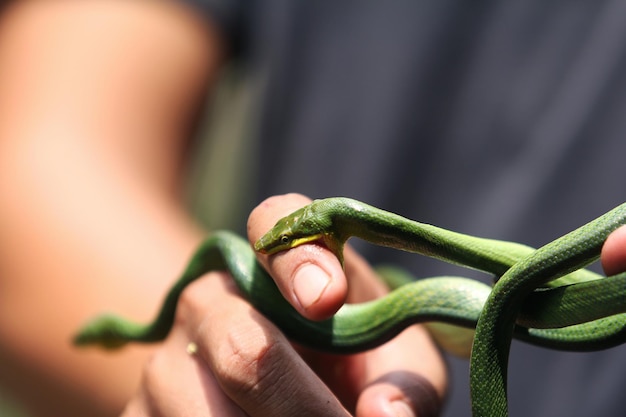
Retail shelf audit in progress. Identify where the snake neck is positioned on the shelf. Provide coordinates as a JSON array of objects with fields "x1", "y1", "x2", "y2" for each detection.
[{"x1": 324, "y1": 197, "x2": 520, "y2": 276}]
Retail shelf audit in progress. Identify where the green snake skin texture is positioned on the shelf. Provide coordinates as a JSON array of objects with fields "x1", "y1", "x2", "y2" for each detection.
[{"x1": 74, "y1": 197, "x2": 626, "y2": 417}]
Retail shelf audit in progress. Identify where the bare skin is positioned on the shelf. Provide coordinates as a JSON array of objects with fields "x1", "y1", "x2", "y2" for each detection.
[
  {"x1": 0, "y1": 1, "x2": 446, "y2": 416},
  {"x1": 0, "y1": 1, "x2": 215, "y2": 415},
  {"x1": 1, "y1": 1, "x2": 624, "y2": 416}
]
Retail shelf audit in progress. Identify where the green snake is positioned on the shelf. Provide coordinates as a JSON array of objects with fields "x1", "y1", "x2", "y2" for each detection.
[{"x1": 74, "y1": 197, "x2": 626, "y2": 416}]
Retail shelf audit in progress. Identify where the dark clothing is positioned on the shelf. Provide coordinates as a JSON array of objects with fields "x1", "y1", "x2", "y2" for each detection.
[{"x1": 185, "y1": 1, "x2": 626, "y2": 415}]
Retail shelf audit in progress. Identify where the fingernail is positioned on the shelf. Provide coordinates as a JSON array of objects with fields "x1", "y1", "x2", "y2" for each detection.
[
  {"x1": 293, "y1": 264, "x2": 331, "y2": 310},
  {"x1": 390, "y1": 401, "x2": 416, "y2": 417}
]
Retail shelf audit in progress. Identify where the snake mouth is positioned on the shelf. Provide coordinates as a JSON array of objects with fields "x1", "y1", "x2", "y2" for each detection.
[{"x1": 254, "y1": 233, "x2": 324, "y2": 255}]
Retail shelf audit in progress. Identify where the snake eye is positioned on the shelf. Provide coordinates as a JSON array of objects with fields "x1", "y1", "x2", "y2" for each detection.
[{"x1": 280, "y1": 235, "x2": 290, "y2": 245}]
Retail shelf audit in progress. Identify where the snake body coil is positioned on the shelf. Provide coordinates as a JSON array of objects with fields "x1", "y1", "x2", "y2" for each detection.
[{"x1": 75, "y1": 198, "x2": 626, "y2": 417}]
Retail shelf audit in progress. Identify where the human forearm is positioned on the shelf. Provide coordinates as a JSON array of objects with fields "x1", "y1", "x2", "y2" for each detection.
[{"x1": 0, "y1": 1, "x2": 220, "y2": 414}]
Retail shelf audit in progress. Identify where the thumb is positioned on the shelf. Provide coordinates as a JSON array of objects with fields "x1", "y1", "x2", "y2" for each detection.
[{"x1": 247, "y1": 193, "x2": 348, "y2": 321}]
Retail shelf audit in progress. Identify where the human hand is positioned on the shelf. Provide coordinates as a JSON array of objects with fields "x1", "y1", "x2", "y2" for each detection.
[
  {"x1": 121, "y1": 267, "x2": 357, "y2": 416},
  {"x1": 246, "y1": 193, "x2": 447, "y2": 416},
  {"x1": 122, "y1": 193, "x2": 446, "y2": 417}
]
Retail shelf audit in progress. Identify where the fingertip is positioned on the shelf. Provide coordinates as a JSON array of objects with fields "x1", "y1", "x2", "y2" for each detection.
[
  {"x1": 602, "y1": 225, "x2": 626, "y2": 275},
  {"x1": 273, "y1": 242, "x2": 348, "y2": 320},
  {"x1": 390, "y1": 401, "x2": 417, "y2": 417},
  {"x1": 355, "y1": 374, "x2": 441, "y2": 417},
  {"x1": 354, "y1": 324, "x2": 446, "y2": 417},
  {"x1": 246, "y1": 193, "x2": 311, "y2": 244},
  {"x1": 293, "y1": 263, "x2": 333, "y2": 314},
  {"x1": 296, "y1": 259, "x2": 348, "y2": 320}
]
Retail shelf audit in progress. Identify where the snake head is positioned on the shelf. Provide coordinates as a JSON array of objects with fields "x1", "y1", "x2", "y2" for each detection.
[
  {"x1": 254, "y1": 200, "x2": 346, "y2": 264},
  {"x1": 73, "y1": 315, "x2": 134, "y2": 350}
]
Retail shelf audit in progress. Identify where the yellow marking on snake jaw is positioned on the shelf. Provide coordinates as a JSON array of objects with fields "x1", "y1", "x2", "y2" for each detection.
[{"x1": 289, "y1": 234, "x2": 324, "y2": 248}]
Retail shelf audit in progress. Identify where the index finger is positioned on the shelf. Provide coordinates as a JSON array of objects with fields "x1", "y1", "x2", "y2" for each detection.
[{"x1": 247, "y1": 193, "x2": 348, "y2": 321}]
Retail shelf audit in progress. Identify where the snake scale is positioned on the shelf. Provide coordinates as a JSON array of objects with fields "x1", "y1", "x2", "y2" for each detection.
[{"x1": 74, "y1": 197, "x2": 626, "y2": 416}]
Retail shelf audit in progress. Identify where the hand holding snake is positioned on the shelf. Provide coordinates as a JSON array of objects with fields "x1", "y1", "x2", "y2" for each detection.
[
  {"x1": 75, "y1": 194, "x2": 626, "y2": 416},
  {"x1": 98, "y1": 194, "x2": 446, "y2": 417}
]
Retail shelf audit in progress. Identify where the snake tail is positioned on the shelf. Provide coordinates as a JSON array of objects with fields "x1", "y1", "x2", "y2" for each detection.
[{"x1": 73, "y1": 233, "x2": 238, "y2": 349}]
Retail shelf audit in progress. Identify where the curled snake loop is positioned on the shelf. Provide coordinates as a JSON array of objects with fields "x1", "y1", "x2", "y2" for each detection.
[{"x1": 75, "y1": 197, "x2": 626, "y2": 417}]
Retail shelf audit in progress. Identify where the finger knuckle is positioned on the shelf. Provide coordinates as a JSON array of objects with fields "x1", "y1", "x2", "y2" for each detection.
[
  {"x1": 211, "y1": 317, "x2": 292, "y2": 401},
  {"x1": 176, "y1": 272, "x2": 232, "y2": 327},
  {"x1": 176, "y1": 285, "x2": 202, "y2": 327}
]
